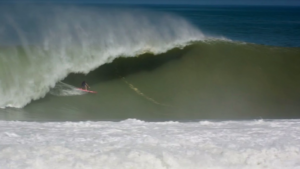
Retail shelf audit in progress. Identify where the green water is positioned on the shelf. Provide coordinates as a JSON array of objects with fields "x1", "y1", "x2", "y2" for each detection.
[{"x1": 1, "y1": 42, "x2": 300, "y2": 121}]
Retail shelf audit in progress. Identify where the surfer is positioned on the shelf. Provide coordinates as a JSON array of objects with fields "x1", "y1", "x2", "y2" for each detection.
[{"x1": 81, "y1": 81, "x2": 90, "y2": 90}]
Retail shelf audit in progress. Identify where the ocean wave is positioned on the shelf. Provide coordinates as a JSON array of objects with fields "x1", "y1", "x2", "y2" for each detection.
[{"x1": 0, "y1": 5, "x2": 223, "y2": 108}]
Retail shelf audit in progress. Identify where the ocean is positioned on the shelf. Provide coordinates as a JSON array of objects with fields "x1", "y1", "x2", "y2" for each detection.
[{"x1": 0, "y1": 4, "x2": 300, "y2": 168}]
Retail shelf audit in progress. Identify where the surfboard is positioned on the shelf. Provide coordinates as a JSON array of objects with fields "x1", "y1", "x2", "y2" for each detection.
[{"x1": 77, "y1": 88, "x2": 97, "y2": 93}]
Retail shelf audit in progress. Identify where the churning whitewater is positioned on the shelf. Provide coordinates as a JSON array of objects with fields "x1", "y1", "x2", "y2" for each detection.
[
  {"x1": 0, "y1": 6, "x2": 210, "y2": 108},
  {"x1": 1, "y1": 119, "x2": 300, "y2": 169},
  {"x1": 1, "y1": 4, "x2": 300, "y2": 169}
]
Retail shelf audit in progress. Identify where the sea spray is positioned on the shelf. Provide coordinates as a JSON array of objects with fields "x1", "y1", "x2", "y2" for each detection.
[
  {"x1": 0, "y1": 5, "x2": 206, "y2": 108},
  {"x1": 0, "y1": 119, "x2": 300, "y2": 169},
  {"x1": 49, "y1": 82, "x2": 85, "y2": 96}
]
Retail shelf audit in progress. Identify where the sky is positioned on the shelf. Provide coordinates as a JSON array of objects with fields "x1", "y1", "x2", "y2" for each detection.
[{"x1": 0, "y1": 0, "x2": 300, "y2": 6}]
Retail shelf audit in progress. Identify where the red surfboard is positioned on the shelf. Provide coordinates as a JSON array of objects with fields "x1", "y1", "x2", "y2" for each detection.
[{"x1": 77, "y1": 88, "x2": 97, "y2": 93}]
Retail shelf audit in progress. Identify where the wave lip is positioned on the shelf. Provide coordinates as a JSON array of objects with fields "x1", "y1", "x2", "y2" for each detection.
[{"x1": 0, "y1": 6, "x2": 219, "y2": 108}]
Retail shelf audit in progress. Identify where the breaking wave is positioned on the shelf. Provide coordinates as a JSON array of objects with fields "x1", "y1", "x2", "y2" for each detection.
[{"x1": 0, "y1": 5, "x2": 221, "y2": 108}]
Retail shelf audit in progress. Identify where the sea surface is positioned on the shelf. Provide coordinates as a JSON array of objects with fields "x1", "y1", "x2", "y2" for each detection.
[{"x1": 0, "y1": 4, "x2": 300, "y2": 169}]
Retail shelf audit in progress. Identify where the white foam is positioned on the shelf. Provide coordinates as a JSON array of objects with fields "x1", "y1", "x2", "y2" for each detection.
[
  {"x1": 0, "y1": 119, "x2": 299, "y2": 169},
  {"x1": 49, "y1": 82, "x2": 85, "y2": 96},
  {"x1": 0, "y1": 6, "x2": 215, "y2": 108}
]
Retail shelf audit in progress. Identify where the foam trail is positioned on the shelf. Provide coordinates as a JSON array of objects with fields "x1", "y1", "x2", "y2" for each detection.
[
  {"x1": 121, "y1": 77, "x2": 171, "y2": 107},
  {"x1": 49, "y1": 82, "x2": 85, "y2": 96},
  {"x1": 0, "y1": 119, "x2": 300, "y2": 169},
  {"x1": 0, "y1": 5, "x2": 209, "y2": 108}
]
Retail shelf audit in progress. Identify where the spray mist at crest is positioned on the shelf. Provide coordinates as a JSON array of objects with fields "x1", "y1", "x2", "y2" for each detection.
[{"x1": 0, "y1": 5, "x2": 207, "y2": 108}]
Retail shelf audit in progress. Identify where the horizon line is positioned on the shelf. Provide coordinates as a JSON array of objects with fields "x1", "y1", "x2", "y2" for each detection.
[{"x1": 0, "y1": 1, "x2": 299, "y2": 7}]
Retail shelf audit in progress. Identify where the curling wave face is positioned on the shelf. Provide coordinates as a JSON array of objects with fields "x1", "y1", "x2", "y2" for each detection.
[{"x1": 0, "y1": 5, "x2": 210, "y2": 108}]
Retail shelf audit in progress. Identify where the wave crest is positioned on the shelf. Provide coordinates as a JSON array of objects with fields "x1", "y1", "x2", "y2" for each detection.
[{"x1": 0, "y1": 5, "x2": 217, "y2": 108}]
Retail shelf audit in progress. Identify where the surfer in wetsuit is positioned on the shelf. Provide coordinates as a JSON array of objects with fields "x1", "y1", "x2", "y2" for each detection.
[{"x1": 81, "y1": 81, "x2": 90, "y2": 90}]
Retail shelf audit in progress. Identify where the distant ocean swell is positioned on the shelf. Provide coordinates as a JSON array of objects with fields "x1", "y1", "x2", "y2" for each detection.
[{"x1": 0, "y1": 6, "x2": 208, "y2": 108}]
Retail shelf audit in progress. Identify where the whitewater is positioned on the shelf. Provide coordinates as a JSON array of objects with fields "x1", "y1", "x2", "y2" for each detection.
[
  {"x1": 0, "y1": 6, "x2": 210, "y2": 108},
  {"x1": 0, "y1": 119, "x2": 300, "y2": 169},
  {"x1": 1, "y1": 5, "x2": 300, "y2": 169}
]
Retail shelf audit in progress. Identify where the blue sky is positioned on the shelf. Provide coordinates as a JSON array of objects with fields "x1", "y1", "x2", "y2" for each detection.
[{"x1": 1, "y1": 0, "x2": 300, "y2": 6}]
